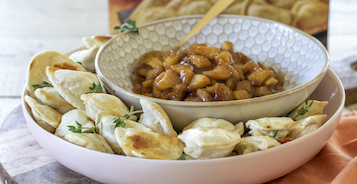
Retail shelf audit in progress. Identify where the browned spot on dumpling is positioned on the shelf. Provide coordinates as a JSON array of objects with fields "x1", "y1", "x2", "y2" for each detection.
[{"x1": 53, "y1": 62, "x2": 80, "y2": 70}]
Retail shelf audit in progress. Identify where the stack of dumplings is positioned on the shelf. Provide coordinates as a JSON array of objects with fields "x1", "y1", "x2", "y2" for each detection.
[
  {"x1": 128, "y1": 0, "x2": 329, "y2": 35},
  {"x1": 25, "y1": 44, "x2": 329, "y2": 160}
]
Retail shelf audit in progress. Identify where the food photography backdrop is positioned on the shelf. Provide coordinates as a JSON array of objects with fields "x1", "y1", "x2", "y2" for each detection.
[{"x1": 1, "y1": 0, "x2": 357, "y2": 183}]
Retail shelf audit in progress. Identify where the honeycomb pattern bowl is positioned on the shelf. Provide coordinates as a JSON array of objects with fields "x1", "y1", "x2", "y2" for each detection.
[{"x1": 96, "y1": 15, "x2": 329, "y2": 130}]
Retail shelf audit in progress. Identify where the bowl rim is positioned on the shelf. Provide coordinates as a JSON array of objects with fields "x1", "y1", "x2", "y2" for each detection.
[
  {"x1": 95, "y1": 14, "x2": 330, "y2": 107},
  {"x1": 22, "y1": 68, "x2": 344, "y2": 164}
]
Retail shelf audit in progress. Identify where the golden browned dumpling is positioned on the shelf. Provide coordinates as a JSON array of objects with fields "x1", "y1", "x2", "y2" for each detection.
[
  {"x1": 247, "y1": 2, "x2": 293, "y2": 25},
  {"x1": 115, "y1": 128, "x2": 184, "y2": 160},
  {"x1": 234, "y1": 136, "x2": 281, "y2": 154},
  {"x1": 135, "y1": 6, "x2": 177, "y2": 26},
  {"x1": 46, "y1": 66, "x2": 100, "y2": 109},
  {"x1": 287, "y1": 114, "x2": 327, "y2": 138},
  {"x1": 129, "y1": 0, "x2": 172, "y2": 22},
  {"x1": 245, "y1": 117, "x2": 296, "y2": 140},
  {"x1": 69, "y1": 45, "x2": 100, "y2": 71},
  {"x1": 138, "y1": 99, "x2": 177, "y2": 137},
  {"x1": 34, "y1": 87, "x2": 75, "y2": 114},
  {"x1": 81, "y1": 93, "x2": 137, "y2": 122},
  {"x1": 291, "y1": 1, "x2": 329, "y2": 34},
  {"x1": 265, "y1": 0, "x2": 297, "y2": 9},
  {"x1": 26, "y1": 50, "x2": 85, "y2": 98},
  {"x1": 82, "y1": 36, "x2": 112, "y2": 49},
  {"x1": 288, "y1": 100, "x2": 328, "y2": 121},
  {"x1": 222, "y1": 0, "x2": 252, "y2": 15},
  {"x1": 54, "y1": 109, "x2": 94, "y2": 138},
  {"x1": 178, "y1": 0, "x2": 212, "y2": 16},
  {"x1": 64, "y1": 133, "x2": 114, "y2": 154},
  {"x1": 96, "y1": 113, "x2": 152, "y2": 155},
  {"x1": 25, "y1": 95, "x2": 62, "y2": 133}
]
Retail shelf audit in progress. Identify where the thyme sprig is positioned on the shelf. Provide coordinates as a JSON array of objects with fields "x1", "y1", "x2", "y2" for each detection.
[
  {"x1": 113, "y1": 105, "x2": 143, "y2": 129},
  {"x1": 293, "y1": 97, "x2": 314, "y2": 120},
  {"x1": 87, "y1": 83, "x2": 101, "y2": 94},
  {"x1": 270, "y1": 130, "x2": 279, "y2": 139},
  {"x1": 114, "y1": 19, "x2": 139, "y2": 34},
  {"x1": 31, "y1": 81, "x2": 53, "y2": 90},
  {"x1": 68, "y1": 121, "x2": 99, "y2": 134}
]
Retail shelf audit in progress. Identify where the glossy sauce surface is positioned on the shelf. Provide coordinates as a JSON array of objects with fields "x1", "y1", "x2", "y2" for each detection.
[{"x1": 132, "y1": 42, "x2": 284, "y2": 102}]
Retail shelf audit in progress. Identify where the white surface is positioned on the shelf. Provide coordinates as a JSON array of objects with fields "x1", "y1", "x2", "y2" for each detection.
[{"x1": 0, "y1": 0, "x2": 109, "y2": 97}]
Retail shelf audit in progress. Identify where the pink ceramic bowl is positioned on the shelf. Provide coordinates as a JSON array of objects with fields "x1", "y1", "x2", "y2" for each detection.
[{"x1": 22, "y1": 68, "x2": 344, "y2": 184}]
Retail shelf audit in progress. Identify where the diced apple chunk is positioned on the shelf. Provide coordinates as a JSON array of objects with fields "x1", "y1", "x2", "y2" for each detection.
[
  {"x1": 188, "y1": 74, "x2": 211, "y2": 91},
  {"x1": 202, "y1": 62, "x2": 232, "y2": 80},
  {"x1": 248, "y1": 70, "x2": 273, "y2": 86},
  {"x1": 154, "y1": 69, "x2": 181, "y2": 91},
  {"x1": 233, "y1": 89, "x2": 251, "y2": 100},
  {"x1": 189, "y1": 55, "x2": 212, "y2": 69}
]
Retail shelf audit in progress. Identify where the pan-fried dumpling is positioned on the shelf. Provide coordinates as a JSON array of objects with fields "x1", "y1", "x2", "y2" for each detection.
[
  {"x1": 183, "y1": 118, "x2": 236, "y2": 132},
  {"x1": 26, "y1": 50, "x2": 85, "y2": 98},
  {"x1": 234, "y1": 136, "x2": 281, "y2": 155},
  {"x1": 178, "y1": 1, "x2": 212, "y2": 16},
  {"x1": 288, "y1": 100, "x2": 328, "y2": 121},
  {"x1": 135, "y1": 7, "x2": 177, "y2": 26},
  {"x1": 34, "y1": 87, "x2": 75, "y2": 114},
  {"x1": 247, "y1": 2, "x2": 292, "y2": 25},
  {"x1": 46, "y1": 66, "x2": 100, "y2": 109},
  {"x1": 182, "y1": 117, "x2": 244, "y2": 135},
  {"x1": 81, "y1": 93, "x2": 137, "y2": 121},
  {"x1": 24, "y1": 95, "x2": 62, "y2": 133},
  {"x1": 291, "y1": 1, "x2": 329, "y2": 34},
  {"x1": 54, "y1": 109, "x2": 94, "y2": 138},
  {"x1": 95, "y1": 113, "x2": 152, "y2": 154},
  {"x1": 235, "y1": 122, "x2": 245, "y2": 136},
  {"x1": 69, "y1": 45, "x2": 100, "y2": 71},
  {"x1": 138, "y1": 99, "x2": 177, "y2": 137},
  {"x1": 115, "y1": 128, "x2": 184, "y2": 160},
  {"x1": 248, "y1": 129, "x2": 264, "y2": 136},
  {"x1": 178, "y1": 127, "x2": 241, "y2": 159},
  {"x1": 129, "y1": 0, "x2": 172, "y2": 22},
  {"x1": 222, "y1": 0, "x2": 251, "y2": 15},
  {"x1": 287, "y1": 114, "x2": 327, "y2": 139},
  {"x1": 245, "y1": 117, "x2": 296, "y2": 140},
  {"x1": 265, "y1": 0, "x2": 296, "y2": 9},
  {"x1": 82, "y1": 35, "x2": 112, "y2": 49},
  {"x1": 64, "y1": 133, "x2": 114, "y2": 154}
]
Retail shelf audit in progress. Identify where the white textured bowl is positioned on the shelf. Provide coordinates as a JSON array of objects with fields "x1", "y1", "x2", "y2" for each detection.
[
  {"x1": 22, "y1": 68, "x2": 344, "y2": 184},
  {"x1": 96, "y1": 15, "x2": 329, "y2": 130}
]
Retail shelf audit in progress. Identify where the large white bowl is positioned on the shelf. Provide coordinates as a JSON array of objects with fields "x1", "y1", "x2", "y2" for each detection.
[
  {"x1": 96, "y1": 15, "x2": 329, "y2": 130},
  {"x1": 22, "y1": 68, "x2": 345, "y2": 184}
]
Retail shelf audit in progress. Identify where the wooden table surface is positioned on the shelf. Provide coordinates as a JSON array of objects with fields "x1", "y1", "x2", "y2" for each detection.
[{"x1": 0, "y1": 0, "x2": 357, "y2": 183}]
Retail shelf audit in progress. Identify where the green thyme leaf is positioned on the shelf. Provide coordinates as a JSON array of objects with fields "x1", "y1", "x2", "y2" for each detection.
[
  {"x1": 113, "y1": 106, "x2": 143, "y2": 129},
  {"x1": 180, "y1": 156, "x2": 186, "y2": 160},
  {"x1": 113, "y1": 116, "x2": 126, "y2": 128},
  {"x1": 68, "y1": 121, "x2": 83, "y2": 133},
  {"x1": 293, "y1": 97, "x2": 312, "y2": 120},
  {"x1": 114, "y1": 19, "x2": 139, "y2": 34},
  {"x1": 68, "y1": 121, "x2": 99, "y2": 134},
  {"x1": 92, "y1": 68, "x2": 96, "y2": 74},
  {"x1": 87, "y1": 83, "x2": 101, "y2": 94},
  {"x1": 31, "y1": 81, "x2": 53, "y2": 90},
  {"x1": 272, "y1": 130, "x2": 278, "y2": 138},
  {"x1": 77, "y1": 62, "x2": 83, "y2": 66}
]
